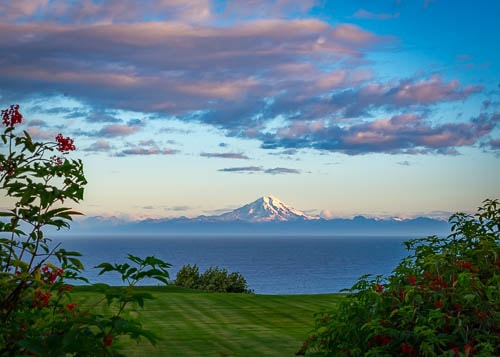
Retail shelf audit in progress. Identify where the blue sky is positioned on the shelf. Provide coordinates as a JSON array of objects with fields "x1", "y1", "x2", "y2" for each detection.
[{"x1": 0, "y1": 0, "x2": 498, "y2": 220}]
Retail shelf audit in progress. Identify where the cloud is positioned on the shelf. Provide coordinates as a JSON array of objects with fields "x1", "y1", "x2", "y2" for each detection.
[
  {"x1": 165, "y1": 206, "x2": 191, "y2": 212},
  {"x1": 117, "y1": 147, "x2": 179, "y2": 156},
  {"x1": 268, "y1": 148, "x2": 299, "y2": 156},
  {"x1": 487, "y1": 138, "x2": 500, "y2": 150},
  {"x1": 327, "y1": 75, "x2": 482, "y2": 118},
  {"x1": 351, "y1": 9, "x2": 400, "y2": 20},
  {"x1": 222, "y1": 0, "x2": 316, "y2": 21},
  {"x1": 85, "y1": 112, "x2": 122, "y2": 123},
  {"x1": 217, "y1": 166, "x2": 300, "y2": 174},
  {"x1": 200, "y1": 152, "x2": 250, "y2": 159},
  {"x1": 264, "y1": 167, "x2": 300, "y2": 174},
  {"x1": 0, "y1": 0, "x2": 213, "y2": 24},
  {"x1": 260, "y1": 112, "x2": 498, "y2": 155},
  {"x1": 113, "y1": 139, "x2": 179, "y2": 156},
  {"x1": 85, "y1": 139, "x2": 113, "y2": 152},
  {"x1": 27, "y1": 119, "x2": 47, "y2": 127},
  {"x1": 24, "y1": 127, "x2": 56, "y2": 141},
  {"x1": 0, "y1": 17, "x2": 389, "y2": 119},
  {"x1": 97, "y1": 124, "x2": 142, "y2": 138},
  {"x1": 218, "y1": 166, "x2": 263, "y2": 173},
  {"x1": 0, "y1": 2, "x2": 494, "y2": 157},
  {"x1": 397, "y1": 160, "x2": 411, "y2": 166},
  {"x1": 0, "y1": 0, "x2": 48, "y2": 21}
]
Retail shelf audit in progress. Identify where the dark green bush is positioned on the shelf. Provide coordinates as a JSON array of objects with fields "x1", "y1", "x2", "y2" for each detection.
[
  {"x1": 175, "y1": 265, "x2": 252, "y2": 293},
  {"x1": 299, "y1": 199, "x2": 499, "y2": 356},
  {"x1": 174, "y1": 264, "x2": 201, "y2": 289}
]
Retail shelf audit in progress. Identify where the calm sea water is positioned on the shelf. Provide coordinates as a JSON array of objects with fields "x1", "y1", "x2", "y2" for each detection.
[{"x1": 55, "y1": 236, "x2": 411, "y2": 295}]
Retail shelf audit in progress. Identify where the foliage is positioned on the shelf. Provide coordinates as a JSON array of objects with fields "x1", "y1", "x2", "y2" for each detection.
[
  {"x1": 175, "y1": 264, "x2": 253, "y2": 293},
  {"x1": 0, "y1": 105, "x2": 171, "y2": 356},
  {"x1": 299, "y1": 199, "x2": 499, "y2": 356},
  {"x1": 174, "y1": 264, "x2": 200, "y2": 289}
]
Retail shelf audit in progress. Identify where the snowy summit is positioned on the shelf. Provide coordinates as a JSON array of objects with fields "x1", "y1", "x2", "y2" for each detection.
[{"x1": 215, "y1": 196, "x2": 319, "y2": 222}]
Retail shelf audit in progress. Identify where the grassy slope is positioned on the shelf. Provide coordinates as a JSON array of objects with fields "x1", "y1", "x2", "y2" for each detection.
[{"x1": 75, "y1": 286, "x2": 340, "y2": 356}]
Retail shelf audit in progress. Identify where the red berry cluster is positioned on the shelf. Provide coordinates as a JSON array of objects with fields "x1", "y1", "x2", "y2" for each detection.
[
  {"x1": 401, "y1": 342, "x2": 417, "y2": 356},
  {"x1": 1, "y1": 104, "x2": 23, "y2": 127},
  {"x1": 32, "y1": 289, "x2": 52, "y2": 309},
  {"x1": 41, "y1": 265, "x2": 64, "y2": 284},
  {"x1": 103, "y1": 334, "x2": 113, "y2": 346},
  {"x1": 55, "y1": 133, "x2": 76, "y2": 153}
]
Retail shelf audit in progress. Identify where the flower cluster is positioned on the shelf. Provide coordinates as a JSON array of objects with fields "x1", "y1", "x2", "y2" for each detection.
[
  {"x1": 41, "y1": 264, "x2": 64, "y2": 284},
  {"x1": 400, "y1": 342, "x2": 417, "y2": 356},
  {"x1": 1, "y1": 104, "x2": 23, "y2": 127},
  {"x1": 32, "y1": 289, "x2": 52, "y2": 309},
  {"x1": 55, "y1": 133, "x2": 76, "y2": 153}
]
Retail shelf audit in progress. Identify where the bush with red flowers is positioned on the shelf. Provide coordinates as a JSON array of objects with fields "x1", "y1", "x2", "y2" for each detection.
[
  {"x1": 1, "y1": 105, "x2": 171, "y2": 356},
  {"x1": 299, "y1": 199, "x2": 499, "y2": 356}
]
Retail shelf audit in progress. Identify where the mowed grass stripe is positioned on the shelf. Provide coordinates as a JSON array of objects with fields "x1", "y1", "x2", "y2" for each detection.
[{"x1": 74, "y1": 287, "x2": 341, "y2": 356}]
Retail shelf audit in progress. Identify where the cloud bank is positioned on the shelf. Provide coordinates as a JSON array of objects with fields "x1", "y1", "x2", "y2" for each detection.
[{"x1": 0, "y1": 1, "x2": 497, "y2": 157}]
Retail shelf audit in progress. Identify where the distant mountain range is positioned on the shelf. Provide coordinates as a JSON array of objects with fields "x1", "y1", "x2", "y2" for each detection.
[{"x1": 68, "y1": 196, "x2": 451, "y2": 237}]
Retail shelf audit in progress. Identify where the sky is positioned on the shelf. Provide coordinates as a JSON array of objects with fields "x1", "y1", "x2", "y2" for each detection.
[{"x1": 0, "y1": 0, "x2": 499, "y2": 220}]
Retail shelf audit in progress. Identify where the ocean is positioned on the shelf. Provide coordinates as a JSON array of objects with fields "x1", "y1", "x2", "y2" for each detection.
[{"x1": 55, "y1": 235, "x2": 412, "y2": 295}]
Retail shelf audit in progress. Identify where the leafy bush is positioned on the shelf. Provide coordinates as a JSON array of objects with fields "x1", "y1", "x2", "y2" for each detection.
[
  {"x1": 0, "y1": 105, "x2": 171, "y2": 356},
  {"x1": 175, "y1": 264, "x2": 252, "y2": 293},
  {"x1": 299, "y1": 199, "x2": 499, "y2": 356},
  {"x1": 174, "y1": 264, "x2": 201, "y2": 289}
]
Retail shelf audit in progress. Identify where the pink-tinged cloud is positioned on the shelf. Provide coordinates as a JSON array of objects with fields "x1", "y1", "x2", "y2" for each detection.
[
  {"x1": 222, "y1": 0, "x2": 316, "y2": 20},
  {"x1": 0, "y1": 0, "x2": 49, "y2": 20},
  {"x1": 261, "y1": 112, "x2": 498, "y2": 155},
  {"x1": 331, "y1": 24, "x2": 378, "y2": 45},
  {"x1": 178, "y1": 78, "x2": 259, "y2": 100},
  {"x1": 1, "y1": 0, "x2": 212, "y2": 24},
  {"x1": 352, "y1": 9, "x2": 400, "y2": 20},
  {"x1": 0, "y1": 2, "x2": 494, "y2": 158},
  {"x1": 24, "y1": 127, "x2": 56, "y2": 141},
  {"x1": 85, "y1": 139, "x2": 112, "y2": 152},
  {"x1": 0, "y1": 18, "x2": 389, "y2": 120},
  {"x1": 392, "y1": 76, "x2": 480, "y2": 104},
  {"x1": 327, "y1": 76, "x2": 483, "y2": 118},
  {"x1": 98, "y1": 124, "x2": 142, "y2": 137}
]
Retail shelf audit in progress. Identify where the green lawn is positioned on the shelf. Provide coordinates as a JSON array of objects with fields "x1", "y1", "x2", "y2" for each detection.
[{"x1": 75, "y1": 286, "x2": 341, "y2": 356}]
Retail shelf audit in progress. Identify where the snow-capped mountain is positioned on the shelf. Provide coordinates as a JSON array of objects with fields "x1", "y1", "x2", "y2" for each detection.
[{"x1": 214, "y1": 195, "x2": 320, "y2": 222}]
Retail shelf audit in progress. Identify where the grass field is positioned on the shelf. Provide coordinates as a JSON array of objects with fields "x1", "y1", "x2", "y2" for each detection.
[{"x1": 75, "y1": 286, "x2": 341, "y2": 356}]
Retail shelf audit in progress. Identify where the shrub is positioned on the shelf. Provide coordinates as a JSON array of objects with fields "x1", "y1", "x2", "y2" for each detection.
[
  {"x1": 300, "y1": 199, "x2": 499, "y2": 356},
  {"x1": 174, "y1": 264, "x2": 201, "y2": 289},
  {"x1": 175, "y1": 265, "x2": 252, "y2": 293},
  {"x1": 0, "y1": 104, "x2": 171, "y2": 356}
]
